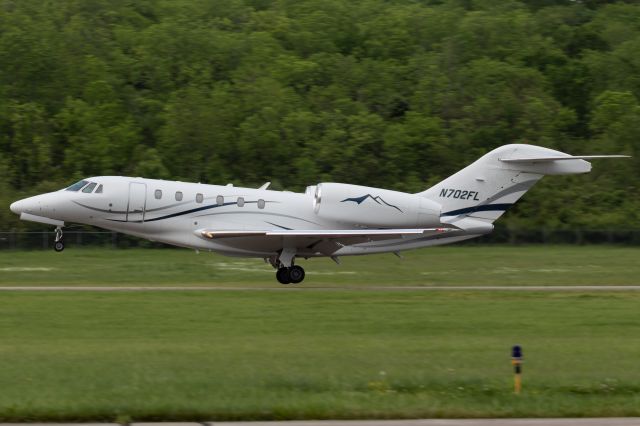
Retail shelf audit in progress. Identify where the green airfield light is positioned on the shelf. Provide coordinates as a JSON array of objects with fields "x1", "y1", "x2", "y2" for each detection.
[{"x1": 512, "y1": 345, "x2": 523, "y2": 394}]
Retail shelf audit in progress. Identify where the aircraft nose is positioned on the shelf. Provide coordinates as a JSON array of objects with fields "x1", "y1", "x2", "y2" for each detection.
[
  {"x1": 10, "y1": 199, "x2": 25, "y2": 215},
  {"x1": 10, "y1": 197, "x2": 38, "y2": 215}
]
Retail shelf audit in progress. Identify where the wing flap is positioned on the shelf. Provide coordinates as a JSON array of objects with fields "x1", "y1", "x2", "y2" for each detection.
[{"x1": 197, "y1": 228, "x2": 454, "y2": 240}]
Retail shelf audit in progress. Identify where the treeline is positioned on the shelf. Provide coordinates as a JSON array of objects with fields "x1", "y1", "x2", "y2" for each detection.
[{"x1": 1, "y1": 0, "x2": 639, "y2": 231}]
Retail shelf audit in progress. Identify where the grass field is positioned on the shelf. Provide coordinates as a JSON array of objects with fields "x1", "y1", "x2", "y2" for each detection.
[
  {"x1": 0, "y1": 245, "x2": 639, "y2": 286},
  {"x1": 0, "y1": 290, "x2": 639, "y2": 421},
  {"x1": 0, "y1": 246, "x2": 639, "y2": 421}
]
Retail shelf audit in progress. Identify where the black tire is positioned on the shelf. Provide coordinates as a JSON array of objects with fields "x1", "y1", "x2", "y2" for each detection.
[
  {"x1": 276, "y1": 267, "x2": 291, "y2": 284},
  {"x1": 54, "y1": 241, "x2": 65, "y2": 252},
  {"x1": 289, "y1": 265, "x2": 305, "y2": 283}
]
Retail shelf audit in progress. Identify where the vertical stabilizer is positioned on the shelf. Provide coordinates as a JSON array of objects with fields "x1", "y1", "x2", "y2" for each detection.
[{"x1": 420, "y1": 144, "x2": 591, "y2": 226}]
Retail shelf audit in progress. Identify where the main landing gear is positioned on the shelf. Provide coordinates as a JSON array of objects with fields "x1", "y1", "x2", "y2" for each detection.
[
  {"x1": 276, "y1": 265, "x2": 305, "y2": 285},
  {"x1": 53, "y1": 226, "x2": 65, "y2": 252},
  {"x1": 269, "y1": 247, "x2": 306, "y2": 284}
]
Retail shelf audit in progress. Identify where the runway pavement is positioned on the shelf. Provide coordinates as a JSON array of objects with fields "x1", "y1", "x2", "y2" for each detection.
[
  {"x1": 0, "y1": 285, "x2": 639, "y2": 291},
  {"x1": 0, "y1": 285, "x2": 640, "y2": 292},
  {"x1": 209, "y1": 421, "x2": 640, "y2": 426},
  {"x1": 209, "y1": 420, "x2": 640, "y2": 426},
  {"x1": 1, "y1": 419, "x2": 639, "y2": 426}
]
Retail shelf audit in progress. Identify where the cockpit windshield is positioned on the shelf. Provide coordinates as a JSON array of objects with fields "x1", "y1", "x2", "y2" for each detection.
[
  {"x1": 82, "y1": 182, "x2": 98, "y2": 193},
  {"x1": 65, "y1": 180, "x2": 89, "y2": 191}
]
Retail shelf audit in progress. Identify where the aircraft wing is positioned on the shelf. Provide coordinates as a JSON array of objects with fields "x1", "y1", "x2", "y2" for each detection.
[
  {"x1": 195, "y1": 227, "x2": 463, "y2": 257},
  {"x1": 197, "y1": 228, "x2": 455, "y2": 240}
]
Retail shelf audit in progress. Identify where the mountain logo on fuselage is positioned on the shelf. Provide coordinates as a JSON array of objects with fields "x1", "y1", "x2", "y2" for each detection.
[{"x1": 341, "y1": 194, "x2": 403, "y2": 212}]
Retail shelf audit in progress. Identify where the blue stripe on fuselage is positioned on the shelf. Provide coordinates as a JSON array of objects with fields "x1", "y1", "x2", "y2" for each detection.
[
  {"x1": 441, "y1": 203, "x2": 513, "y2": 217},
  {"x1": 144, "y1": 201, "x2": 238, "y2": 222}
]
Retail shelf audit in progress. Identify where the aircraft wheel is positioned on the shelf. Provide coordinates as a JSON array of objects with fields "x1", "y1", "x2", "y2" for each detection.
[
  {"x1": 276, "y1": 267, "x2": 291, "y2": 284},
  {"x1": 289, "y1": 265, "x2": 305, "y2": 284},
  {"x1": 54, "y1": 241, "x2": 65, "y2": 252}
]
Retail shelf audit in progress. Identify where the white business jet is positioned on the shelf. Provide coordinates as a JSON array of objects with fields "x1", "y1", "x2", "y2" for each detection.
[{"x1": 9, "y1": 144, "x2": 628, "y2": 284}]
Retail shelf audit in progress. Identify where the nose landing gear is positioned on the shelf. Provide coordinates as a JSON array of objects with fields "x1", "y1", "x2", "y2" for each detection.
[{"x1": 53, "y1": 226, "x2": 64, "y2": 252}]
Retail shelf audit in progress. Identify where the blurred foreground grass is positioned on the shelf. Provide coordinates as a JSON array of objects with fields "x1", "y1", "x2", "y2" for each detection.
[
  {"x1": 0, "y1": 245, "x2": 639, "y2": 286},
  {"x1": 0, "y1": 290, "x2": 638, "y2": 420}
]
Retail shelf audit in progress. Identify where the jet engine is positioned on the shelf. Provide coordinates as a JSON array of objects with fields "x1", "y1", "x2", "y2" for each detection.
[{"x1": 312, "y1": 183, "x2": 441, "y2": 228}]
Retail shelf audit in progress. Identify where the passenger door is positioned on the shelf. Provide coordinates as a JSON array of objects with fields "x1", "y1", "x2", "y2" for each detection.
[{"x1": 127, "y1": 182, "x2": 147, "y2": 222}]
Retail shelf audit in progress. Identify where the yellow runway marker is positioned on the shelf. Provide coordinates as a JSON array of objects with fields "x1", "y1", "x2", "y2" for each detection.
[{"x1": 512, "y1": 345, "x2": 523, "y2": 394}]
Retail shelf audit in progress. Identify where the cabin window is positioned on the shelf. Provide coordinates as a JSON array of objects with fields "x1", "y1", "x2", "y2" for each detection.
[
  {"x1": 65, "y1": 180, "x2": 89, "y2": 192},
  {"x1": 82, "y1": 182, "x2": 97, "y2": 193},
  {"x1": 216, "y1": 195, "x2": 224, "y2": 206},
  {"x1": 155, "y1": 189, "x2": 162, "y2": 199},
  {"x1": 196, "y1": 193, "x2": 203, "y2": 203},
  {"x1": 257, "y1": 199, "x2": 265, "y2": 209},
  {"x1": 237, "y1": 197, "x2": 245, "y2": 207},
  {"x1": 95, "y1": 184, "x2": 103, "y2": 194},
  {"x1": 175, "y1": 191, "x2": 183, "y2": 201}
]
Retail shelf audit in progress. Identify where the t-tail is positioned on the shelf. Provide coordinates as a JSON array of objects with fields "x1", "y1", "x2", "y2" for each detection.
[{"x1": 419, "y1": 144, "x2": 629, "y2": 233}]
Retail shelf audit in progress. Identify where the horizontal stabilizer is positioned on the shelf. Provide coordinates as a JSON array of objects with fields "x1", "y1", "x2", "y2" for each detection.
[
  {"x1": 440, "y1": 216, "x2": 494, "y2": 234},
  {"x1": 197, "y1": 228, "x2": 455, "y2": 240},
  {"x1": 500, "y1": 155, "x2": 630, "y2": 163}
]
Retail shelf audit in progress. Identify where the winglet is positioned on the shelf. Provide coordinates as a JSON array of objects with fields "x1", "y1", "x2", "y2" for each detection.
[{"x1": 258, "y1": 182, "x2": 271, "y2": 190}]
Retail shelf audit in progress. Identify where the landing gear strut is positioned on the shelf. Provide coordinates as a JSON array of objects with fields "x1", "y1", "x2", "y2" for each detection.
[{"x1": 53, "y1": 226, "x2": 65, "y2": 252}]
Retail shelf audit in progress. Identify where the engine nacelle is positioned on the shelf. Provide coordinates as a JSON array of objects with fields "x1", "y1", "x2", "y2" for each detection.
[{"x1": 312, "y1": 183, "x2": 441, "y2": 228}]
